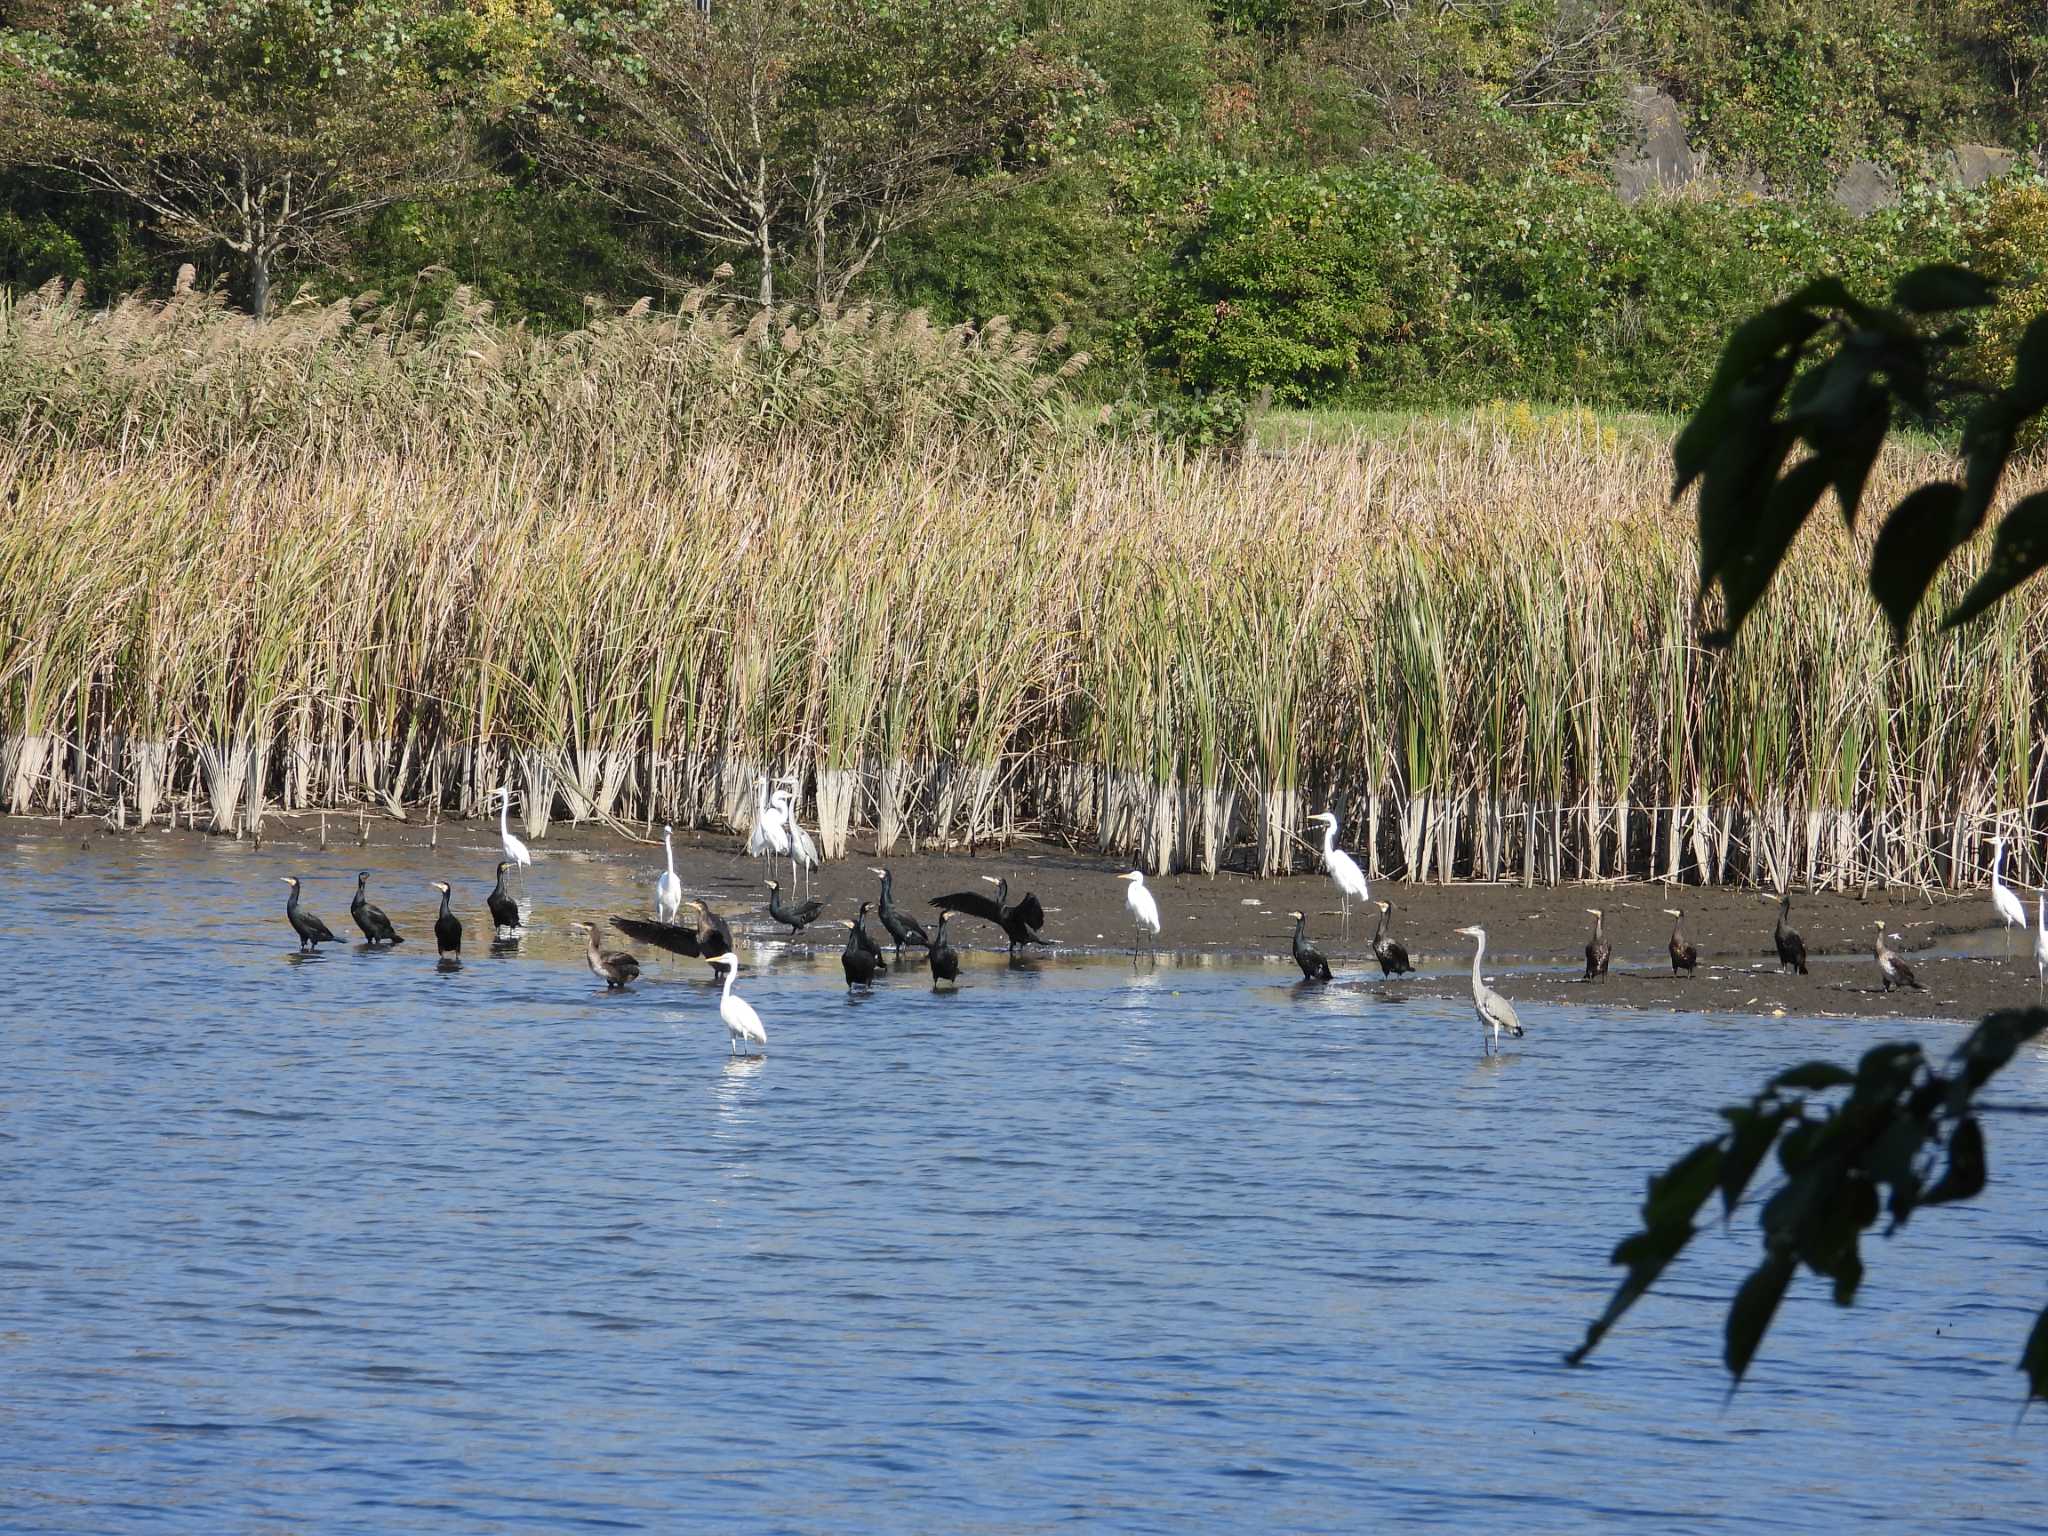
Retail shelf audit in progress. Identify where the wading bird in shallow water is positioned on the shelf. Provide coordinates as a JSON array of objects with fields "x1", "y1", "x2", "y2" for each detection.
[
  {"x1": 928, "y1": 876, "x2": 1049, "y2": 952},
  {"x1": 573, "y1": 921, "x2": 641, "y2": 990},
  {"x1": 841, "y1": 916, "x2": 885, "y2": 989},
  {"x1": 1663, "y1": 908, "x2": 1697, "y2": 978},
  {"x1": 1873, "y1": 924, "x2": 1923, "y2": 993},
  {"x1": 493, "y1": 788, "x2": 531, "y2": 884},
  {"x1": 1992, "y1": 836, "x2": 2026, "y2": 955},
  {"x1": 431, "y1": 880, "x2": 462, "y2": 960},
  {"x1": 1581, "y1": 908, "x2": 1609, "y2": 981},
  {"x1": 281, "y1": 877, "x2": 344, "y2": 953},
  {"x1": 748, "y1": 776, "x2": 789, "y2": 872},
  {"x1": 613, "y1": 900, "x2": 730, "y2": 975},
  {"x1": 655, "y1": 824, "x2": 683, "y2": 925},
  {"x1": 711, "y1": 953, "x2": 765, "y2": 1056},
  {"x1": 350, "y1": 871, "x2": 402, "y2": 947},
  {"x1": 2035, "y1": 893, "x2": 2048, "y2": 997},
  {"x1": 1307, "y1": 810, "x2": 1370, "y2": 930},
  {"x1": 486, "y1": 862, "x2": 521, "y2": 939},
  {"x1": 927, "y1": 913, "x2": 960, "y2": 989},
  {"x1": 1773, "y1": 892, "x2": 1808, "y2": 975},
  {"x1": 1288, "y1": 910, "x2": 1332, "y2": 982},
  {"x1": 869, "y1": 866, "x2": 929, "y2": 953},
  {"x1": 1371, "y1": 900, "x2": 1413, "y2": 977},
  {"x1": 1454, "y1": 924, "x2": 1524, "y2": 1057},
  {"x1": 765, "y1": 879, "x2": 824, "y2": 937},
  {"x1": 1118, "y1": 870, "x2": 1161, "y2": 958}
]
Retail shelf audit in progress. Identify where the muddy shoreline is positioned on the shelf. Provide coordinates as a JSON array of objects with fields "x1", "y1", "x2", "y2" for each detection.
[{"x1": 25, "y1": 814, "x2": 2028, "y2": 1023}]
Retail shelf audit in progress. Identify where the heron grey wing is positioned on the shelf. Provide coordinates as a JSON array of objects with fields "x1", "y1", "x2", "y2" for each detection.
[{"x1": 1482, "y1": 988, "x2": 1523, "y2": 1036}]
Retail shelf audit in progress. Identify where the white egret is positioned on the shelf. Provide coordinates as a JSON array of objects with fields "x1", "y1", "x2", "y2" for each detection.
[
  {"x1": 493, "y1": 787, "x2": 531, "y2": 886},
  {"x1": 1118, "y1": 870, "x2": 1161, "y2": 958},
  {"x1": 776, "y1": 778, "x2": 820, "y2": 896},
  {"x1": 1992, "y1": 835, "x2": 2026, "y2": 954},
  {"x1": 1307, "y1": 810, "x2": 1370, "y2": 929},
  {"x1": 655, "y1": 823, "x2": 683, "y2": 923},
  {"x1": 2036, "y1": 893, "x2": 2048, "y2": 998},
  {"x1": 749, "y1": 775, "x2": 790, "y2": 869},
  {"x1": 711, "y1": 952, "x2": 766, "y2": 1055},
  {"x1": 1453, "y1": 924, "x2": 1524, "y2": 1056}
]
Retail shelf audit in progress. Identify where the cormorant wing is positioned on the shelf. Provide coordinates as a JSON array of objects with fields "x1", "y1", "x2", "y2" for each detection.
[
  {"x1": 612, "y1": 916, "x2": 702, "y2": 956},
  {"x1": 930, "y1": 891, "x2": 1005, "y2": 924},
  {"x1": 1013, "y1": 892, "x2": 1045, "y2": 932}
]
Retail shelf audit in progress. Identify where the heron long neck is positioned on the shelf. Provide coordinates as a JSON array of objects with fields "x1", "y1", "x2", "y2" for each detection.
[
  {"x1": 721, "y1": 966, "x2": 737, "y2": 1004},
  {"x1": 1320, "y1": 820, "x2": 1337, "y2": 857},
  {"x1": 664, "y1": 830, "x2": 675, "y2": 875},
  {"x1": 1996, "y1": 840, "x2": 2007, "y2": 885},
  {"x1": 1469, "y1": 933, "x2": 1486, "y2": 991},
  {"x1": 498, "y1": 797, "x2": 511, "y2": 837}
]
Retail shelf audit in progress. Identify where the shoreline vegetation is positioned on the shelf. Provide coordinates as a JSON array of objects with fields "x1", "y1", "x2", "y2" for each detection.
[{"x1": 3, "y1": 279, "x2": 2045, "y2": 892}]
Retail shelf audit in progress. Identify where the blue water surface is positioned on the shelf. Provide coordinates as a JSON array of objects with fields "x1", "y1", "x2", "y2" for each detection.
[{"x1": 2, "y1": 824, "x2": 2045, "y2": 1533}]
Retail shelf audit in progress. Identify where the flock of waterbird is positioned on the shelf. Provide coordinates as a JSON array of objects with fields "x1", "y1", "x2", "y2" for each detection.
[{"x1": 274, "y1": 789, "x2": 2023, "y2": 1059}]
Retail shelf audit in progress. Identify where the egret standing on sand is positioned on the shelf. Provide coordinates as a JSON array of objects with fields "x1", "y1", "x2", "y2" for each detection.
[
  {"x1": 1308, "y1": 810, "x2": 1370, "y2": 929},
  {"x1": 777, "y1": 779, "x2": 820, "y2": 896},
  {"x1": 1118, "y1": 870, "x2": 1161, "y2": 958},
  {"x1": 748, "y1": 776, "x2": 789, "y2": 870},
  {"x1": 1581, "y1": 908, "x2": 1609, "y2": 981},
  {"x1": 710, "y1": 952, "x2": 766, "y2": 1056},
  {"x1": 1454, "y1": 924, "x2": 1524, "y2": 1056},
  {"x1": 494, "y1": 788, "x2": 531, "y2": 889},
  {"x1": 1992, "y1": 835, "x2": 2026, "y2": 954},
  {"x1": 655, "y1": 825, "x2": 683, "y2": 924},
  {"x1": 2035, "y1": 892, "x2": 2048, "y2": 997}
]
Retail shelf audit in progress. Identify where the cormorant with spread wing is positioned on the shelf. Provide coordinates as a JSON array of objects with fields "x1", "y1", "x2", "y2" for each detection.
[{"x1": 929, "y1": 875, "x2": 1048, "y2": 951}]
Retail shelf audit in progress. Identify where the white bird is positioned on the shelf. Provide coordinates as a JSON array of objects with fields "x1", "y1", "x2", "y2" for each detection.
[
  {"x1": 655, "y1": 823, "x2": 683, "y2": 924},
  {"x1": 748, "y1": 775, "x2": 790, "y2": 865},
  {"x1": 712, "y1": 952, "x2": 766, "y2": 1056},
  {"x1": 775, "y1": 778, "x2": 820, "y2": 897},
  {"x1": 494, "y1": 786, "x2": 531, "y2": 885},
  {"x1": 2034, "y1": 891, "x2": 2047, "y2": 997},
  {"x1": 1118, "y1": 869, "x2": 1161, "y2": 958},
  {"x1": 1454, "y1": 924, "x2": 1525, "y2": 1057},
  {"x1": 1992, "y1": 835, "x2": 2026, "y2": 954},
  {"x1": 1307, "y1": 810, "x2": 1370, "y2": 929}
]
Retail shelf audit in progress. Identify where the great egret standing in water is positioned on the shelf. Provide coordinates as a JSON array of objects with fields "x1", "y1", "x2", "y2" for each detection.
[
  {"x1": 655, "y1": 824, "x2": 683, "y2": 924},
  {"x1": 1993, "y1": 836, "x2": 2026, "y2": 954},
  {"x1": 494, "y1": 787, "x2": 531, "y2": 887},
  {"x1": 1118, "y1": 870, "x2": 1160, "y2": 958},
  {"x1": 711, "y1": 953, "x2": 766, "y2": 1056},
  {"x1": 1307, "y1": 810, "x2": 1369, "y2": 930},
  {"x1": 2035, "y1": 892, "x2": 2048, "y2": 997},
  {"x1": 1453, "y1": 924, "x2": 1524, "y2": 1057}
]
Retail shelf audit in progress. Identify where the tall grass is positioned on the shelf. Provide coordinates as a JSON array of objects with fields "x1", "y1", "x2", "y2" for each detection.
[{"x1": 2, "y1": 283, "x2": 2044, "y2": 889}]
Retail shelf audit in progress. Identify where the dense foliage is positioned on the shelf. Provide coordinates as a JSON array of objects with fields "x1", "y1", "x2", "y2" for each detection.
[{"x1": 0, "y1": 0, "x2": 2044, "y2": 410}]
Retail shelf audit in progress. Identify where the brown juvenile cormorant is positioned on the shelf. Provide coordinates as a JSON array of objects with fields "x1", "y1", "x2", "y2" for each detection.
[
  {"x1": 573, "y1": 921, "x2": 641, "y2": 989},
  {"x1": 928, "y1": 875, "x2": 1048, "y2": 951},
  {"x1": 1663, "y1": 907, "x2": 1698, "y2": 977},
  {"x1": 1288, "y1": 910, "x2": 1333, "y2": 982},
  {"x1": 1874, "y1": 923, "x2": 1923, "y2": 992},
  {"x1": 486, "y1": 861, "x2": 521, "y2": 939},
  {"x1": 431, "y1": 880, "x2": 462, "y2": 959},
  {"x1": 683, "y1": 899, "x2": 733, "y2": 959},
  {"x1": 841, "y1": 917, "x2": 885, "y2": 989},
  {"x1": 350, "y1": 871, "x2": 402, "y2": 947},
  {"x1": 613, "y1": 900, "x2": 730, "y2": 974},
  {"x1": 1370, "y1": 901, "x2": 1413, "y2": 977},
  {"x1": 1582, "y1": 907, "x2": 1610, "y2": 981},
  {"x1": 280, "y1": 877, "x2": 343, "y2": 953},
  {"x1": 1774, "y1": 892, "x2": 1808, "y2": 975},
  {"x1": 765, "y1": 879, "x2": 824, "y2": 936},
  {"x1": 868, "y1": 866, "x2": 930, "y2": 953},
  {"x1": 927, "y1": 913, "x2": 960, "y2": 988}
]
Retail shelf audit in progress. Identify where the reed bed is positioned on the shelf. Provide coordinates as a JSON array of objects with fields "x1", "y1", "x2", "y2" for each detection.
[{"x1": 2, "y1": 286, "x2": 2045, "y2": 889}]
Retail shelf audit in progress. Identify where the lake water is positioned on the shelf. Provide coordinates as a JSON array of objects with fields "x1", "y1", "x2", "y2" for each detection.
[{"x1": 4, "y1": 824, "x2": 2046, "y2": 1532}]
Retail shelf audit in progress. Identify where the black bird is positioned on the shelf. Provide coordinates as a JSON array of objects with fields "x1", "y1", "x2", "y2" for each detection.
[
  {"x1": 851, "y1": 901, "x2": 889, "y2": 963},
  {"x1": 683, "y1": 898, "x2": 734, "y2": 959},
  {"x1": 1663, "y1": 907, "x2": 1698, "y2": 977},
  {"x1": 1288, "y1": 909, "x2": 1333, "y2": 982},
  {"x1": 841, "y1": 917, "x2": 886, "y2": 989},
  {"x1": 1582, "y1": 907, "x2": 1610, "y2": 981},
  {"x1": 486, "y1": 860, "x2": 521, "y2": 938},
  {"x1": 574, "y1": 921, "x2": 641, "y2": 989},
  {"x1": 868, "y1": 866, "x2": 930, "y2": 952},
  {"x1": 1774, "y1": 892, "x2": 1808, "y2": 974},
  {"x1": 280, "y1": 876, "x2": 343, "y2": 953},
  {"x1": 928, "y1": 875, "x2": 1048, "y2": 951},
  {"x1": 431, "y1": 880, "x2": 462, "y2": 959},
  {"x1": 1874, "y1": 924, "x2": 1924, "y2": 992},
  {"x1": 613, "y1": 900, "x2": 731, "y2": 974},
  {"x1": 350, "y1": 871, "x2": 402, "y2": 946},
  {"x1": 765, "y1": 878, "x2": 824, "y2": 936},
  {"x1": 1370, "y1": 900, "x2": 1413, "y2": 977},
  {"x1": 927, "y1": 912, "x2": 960, "y2": 988}
]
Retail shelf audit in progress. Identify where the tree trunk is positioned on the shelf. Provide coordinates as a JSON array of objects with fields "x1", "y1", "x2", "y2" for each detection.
[{"x1": 248, "y1": 248, "x2": 271, "y2": 320}]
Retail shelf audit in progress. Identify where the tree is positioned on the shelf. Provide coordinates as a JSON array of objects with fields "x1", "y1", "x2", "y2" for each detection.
[
  {"x1": 1571, "y1": 264, "x2": 2048, "y2": 1403},
  {"x1": 0, "y1": 0, "x2": 470, "y2": 317},
  {"x1": 542, "y1": 0, "x2": 1086, "y2": 311}
]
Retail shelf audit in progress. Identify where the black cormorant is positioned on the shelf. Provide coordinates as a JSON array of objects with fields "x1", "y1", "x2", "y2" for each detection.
[
  {"x1": 1288, "y1": 910, "x2": 1332, "y2": 982},
  {"x1": 574, "y1": 921, "x2": 641, "y2": 989},
  {"x1": 927, "y1": 913, "x2": 960, "y2": 988},
  {"x1": 683, "y1": 899, "x2": 733, "y2": 959},
  {"x1": 928, "y1": 875, "x2": 1048, "y2": 951},
  {"x1": 431, "y1": 880, "x2": 462, "y2": 959},
  {"x1": 487, "y1": 861, "x2": 521, "y2": 939},
  {"x1": 613, "y1": 900, "x2": 730, "y2": 974},
  {"x1": 280, "y1": 877, "x2": 343, "y2": 953},
  {"x1": 1663, "y1": 908, "x2": 1698, "y2": 977},
  {"x1": 765, "y1": 879, "x2": 824, "y2": 936},
  {"x1": 350, "y1": 871, "x2": 402, "y2": 946},
  {"x1": 1774, "y1": 892, "x2": 1808, "y2": 974},
  {"x1": 1582, "y1": 907, "x2": 1610, "y2": 981},
  {"x1": 1370, "y1": 900, "x2": 1413, "y2": 977},
  {"x1": 869, "y1": 866, "x2": 930, "y2": 952},
  {"x1": 841, "y1": 917, "x2": 885, "y2": 989}
]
